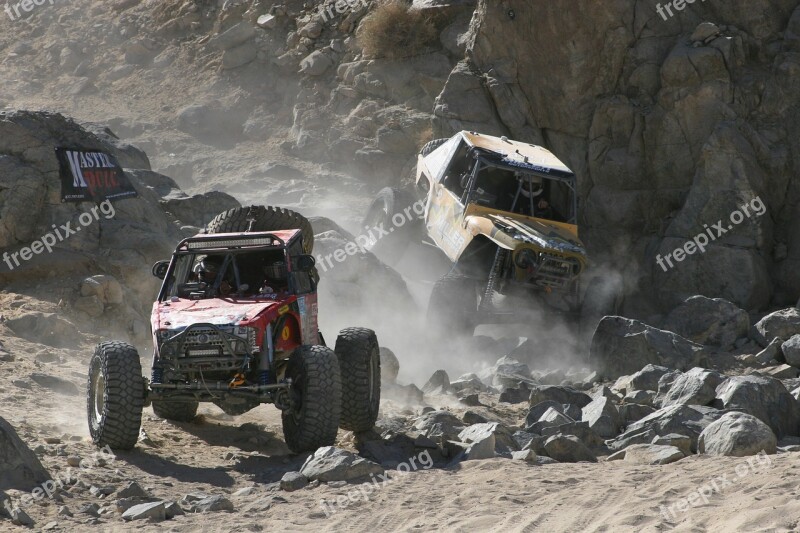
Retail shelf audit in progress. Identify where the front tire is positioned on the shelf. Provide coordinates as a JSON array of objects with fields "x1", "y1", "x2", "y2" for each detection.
[
  {"x1": 281, "y1": 345, "x2": 342, "y2": 453},
  {"x1": 427, "y1": 273, "x2": 478, "y2": 336},
  {"x1": 87, "y1": 341, "x2": 145, "y2": 450},
  {"x1": 335, "y1": 328, "x2": 381, "y2": 432}
]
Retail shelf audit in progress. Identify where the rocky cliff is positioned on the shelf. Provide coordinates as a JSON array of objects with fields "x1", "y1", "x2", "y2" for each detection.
[{"x1": 436, "y1": 0, "x2": 800, "y2": 313}]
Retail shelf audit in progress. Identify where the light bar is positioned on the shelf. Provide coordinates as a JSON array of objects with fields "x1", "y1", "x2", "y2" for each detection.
[
  {"x1": 186, "y1": 237, "x2": 274, "y2": 249},
  {"x1": 187, "y1": 348, "x2": 221, "y2": 357}
]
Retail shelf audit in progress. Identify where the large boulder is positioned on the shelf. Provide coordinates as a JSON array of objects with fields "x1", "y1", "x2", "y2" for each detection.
[
  {"x1": 660, "y1": 367, "x2": 724, "y2": 408},
  {"x1": 299, "y1": 447, "x2": 384, "y2": 482},
  {"x1": 543, "y1": 435, "x2": 597, "y2": 463},
  {"x1": 663, "y1": 296, "x2": 749, "y2": 349},
  {"x1": 457, "y1": 422, "x2": 519, "y2": 458},
  {"x1": 783, "y1": 335, "x2": 800, "y2": 367},
  {"x1": 613, "y1": 364, "x2": 673, "y2": 394},
  {"x1": 754, "y1": 308, "x2": 800, "y2": 346},
  {"x1": 413, "y1": 410, "x2": 465, "y2": 441},
  {"x1": 528, "y1": 385, "x2": 592, "y2": 408},
  {"x1": 713, "y1": 375, "x2": 799, "y2": 437},
  {"x1": 612, "y1": 404, "x2": 725, "y2": 452},
  {"x1": 698, "y1": 412, "x2": 777, "y2": 456},
  {"x1": 590, "y1": 317, "x2": 708, "y2": 379},
  {"x1": 0, "y1": 417, "x2": 50, "y2": 491},
  {"x1": 581, "y1": 396, "x2": 621, "y2": 438}
]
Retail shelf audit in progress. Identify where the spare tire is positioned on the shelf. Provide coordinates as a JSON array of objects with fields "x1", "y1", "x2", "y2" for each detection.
[
  {"x1": 206, "y1": 205, "x2": 314, "y2": 253},
  {"x1": 420, "y1": 138, "x2": 448, "y2": 157}
]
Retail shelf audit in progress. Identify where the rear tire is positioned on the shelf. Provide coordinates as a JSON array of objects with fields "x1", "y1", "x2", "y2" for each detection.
[
  {"x1": 87, "y1": 341, "x2": 144, "y2": 450},
  {"x1": 207, "y1": 205, "x2": 314, "y2": 254},
  {"x1": 281, "y1": 345, "x2": 342, "y2": 453},
  {"x1": 152, "y1": 400, "x2": 198, "y2": 422},
  {"x1": 335, "y1": 328, "x2": 381, "y2": 432},
  {"x1": 427, "y1": 273, "x2": 478, "y2": 336},
  {"x1": 361, "y1": 187, "x2": 420, "y2": 265}
]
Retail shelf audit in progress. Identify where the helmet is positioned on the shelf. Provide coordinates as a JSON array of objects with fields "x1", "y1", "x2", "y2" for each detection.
[
  {"x1": 264, "y1": 260, "x2": 287, "y2": 281},
  {"x1": 196, "y1": 255, "x2": 223, "y2": 282},
  {"x1": 521, "y1": 175, "x2": 544, "y2": 197}
]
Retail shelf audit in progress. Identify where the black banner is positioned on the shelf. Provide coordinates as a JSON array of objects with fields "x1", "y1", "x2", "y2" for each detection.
[{"x1": 56, "y1": 148, "x2": 138, "y2": 202}]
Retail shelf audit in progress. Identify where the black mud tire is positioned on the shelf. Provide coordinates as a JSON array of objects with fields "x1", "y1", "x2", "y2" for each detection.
[
  {"x1": 87, "y1": 341, "x2": 145, "y2": 450},
  {"x1": 335, "y1": 328, "x2": 381, "y2": 432},
  {"x1": 420, "y1": 138, "x2": 448, "y2": 157},
  {"x1": 361, "y1": 187, "x2": 420, "y2": 265},
  {"x1": 152, "y1": 400, "x2": 198, "y2": 422},
  {"x1": 281, "y1": 345, "x2": 342, "y2": 453},
  {"x1": 207, "y1": 205, "x2": 314, "y2": 254},
  {"x1": 427, "y1": 273, "x2": 478, "y2": 336}
]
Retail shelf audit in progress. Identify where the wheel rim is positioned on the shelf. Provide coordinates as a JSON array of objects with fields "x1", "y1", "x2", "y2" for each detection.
[{"x1": 91, "y1": 367, "x2": 105, "y2": 422}]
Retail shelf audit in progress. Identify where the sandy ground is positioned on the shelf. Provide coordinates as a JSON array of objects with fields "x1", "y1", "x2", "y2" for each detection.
[{"x1": 2, "y1": 316, "x2": 800, "y2": 533}]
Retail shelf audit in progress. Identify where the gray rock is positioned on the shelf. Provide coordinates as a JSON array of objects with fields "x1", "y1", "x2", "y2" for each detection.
[
  {"x1": 754, "y1": 308, "x2": 800, "y2": 346},
  {"x1": 30, "y1": 373, "x2": 79, "y2": 396},
  {"x1": 619, "y1": 403, "x2": 656, "y2": 425},
  {"x1": 511, "y1": 449, "x2": 538, "y2": 463},
  {"x1": 0, "y1": 417, "x2": 50, "y2": 491},
  {"x1": 450, "y1": 373, "x2": 487, "y2": 393},
  {"x1": 623, "y1": 390, "x2": 656, "y2": 406},
  {"x1": 615, "y1": 404, "x2": 726, "y2": 452},
  {"x1": 763, "y1": 364, "x2": 798, "y2": 379},
  {"x1": 164, "y1": 501, "x2": 184, "y2": 518},
  {"x1": 581, "y1": 396, "x2": 621, "y2": 438},
  {"x1": 222, "y1": 43, "x2": 258, "y2": 69},
  {"x1": 755, "y1": 338, "x2": 783, "y2": 364},
  {"x1": 540, "y1": 422, "x2": 604, "y2": 448},
  {"x1": 122, "y1": 501, "x2": 166, "y2": 522},
  {"x1": 300, "y1": 50, "x2": 334, "y2": 76},
  {"x1": 621, "y1": 444, "x2": 685, "y2": 465},
  {"x1": 458, "y1": 422, "x2": 519, "y2": 457},
  {"x1": 300, "y1": 447, "x2": 384, "y2": 482},
  {"x1": 663, "y1": 296, "x2": 749, "y2": 349},
  {"x1": 413, "y1": 410, "x2": 464, "y2": 441},
  {"x1": 782, "y1": 335, "x2": 800, "y2": 367},
  {"x1": 660, "y1": 367, "x2": 724, "y2": 408},
  {"x1": 209, "y1": 21, "x2": 256, "y2": 51},
  {"x1": 280, "y1": 471, "x2": 308, "y2": 492},
  {"x1": 379, "y1": 347, "x2": 400, "y2": 384},
  {"x1": 528, "y1": 385, "x2": 591, "y2": 408},
  {"x1": 422, "y1": 370, "x2": 450, "y2": 394},
  {"x1": 491, "y1": 356, "x2": 533, "y2": 388},
  {"x1": 524, "y1": 400, "x2": 563, "y2": 428},
  {"x1": 11, "y1": 508, "x2": 33, "y2": 526},
  {"x1": 528, "y1": 407, "x2": 574, "y2": 434},
  {"x1": 652, "y1": 434, "x2": 693, "y2": 456},
  {"x1": 699, "y1": 412, "x2": 777, "y2": 456},
  {"x1": 614, "y1": 365, "x2": 672, "y2": 394},
  {"x1": 690, "y1": 22, "x2": 721, "y2": 43},
  {"x1": 543, "y1": 435, "x2": 597, "y2": 463},
  {"x1": 188, "y1": 495, "x2": 234, "y2": 513},
  {"x1": 117, "y1": 481, "x2": 149, "y2": 499},
  {"x1": 499, "y1": 382, "x2": 531, "y2": 404},
  {"x1": 713, "y1": 375, "x2": 799, "y2": 437},
  {"x1": 590, "y1": 317, "x2": 708, "y2": 379}
]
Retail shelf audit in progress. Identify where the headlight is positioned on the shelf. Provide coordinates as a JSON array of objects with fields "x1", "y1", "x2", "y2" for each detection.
[
  {"x1": 514, "y1": 249, "x2": 537, "y2": 269},
  {"x1": 157, "y1": 329, "x2": 171, "y2": 340}
]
